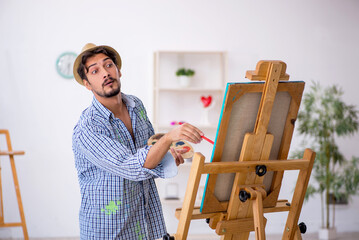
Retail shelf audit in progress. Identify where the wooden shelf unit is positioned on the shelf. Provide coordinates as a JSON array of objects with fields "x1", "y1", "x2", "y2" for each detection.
[{"x1": 153, "y1": 51, "x2": 227, "y2": 133}]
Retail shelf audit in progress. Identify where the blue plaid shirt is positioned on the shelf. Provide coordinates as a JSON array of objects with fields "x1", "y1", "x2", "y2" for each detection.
[{"x1": 73, "y1": 94, "x2": 173, "y2": 240}]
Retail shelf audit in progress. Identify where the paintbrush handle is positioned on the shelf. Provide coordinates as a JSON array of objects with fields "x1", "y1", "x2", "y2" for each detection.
[{"x1": 201, "y1": 135, "x2": 214, "y2": 145}]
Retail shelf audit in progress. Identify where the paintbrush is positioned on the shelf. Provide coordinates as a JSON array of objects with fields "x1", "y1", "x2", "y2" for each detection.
[{"x1": 178, "y1": 122, "x2": 214, "y2": 145}]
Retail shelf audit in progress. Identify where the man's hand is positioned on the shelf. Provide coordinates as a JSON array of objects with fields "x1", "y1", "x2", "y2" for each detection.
[
  {"x1": 144, "y1": 123, "x2": 203, "y2": 169},
  {"x1": 170, "y1": 147, "x2": 187, "y2": 166},
  {"x1": 165, "y1": 123, "x2": 204, "y2": 144}
]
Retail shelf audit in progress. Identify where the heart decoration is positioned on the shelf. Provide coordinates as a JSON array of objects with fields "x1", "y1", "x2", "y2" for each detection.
[{"x1": 201, "y1": 95, "x2": 212, "y2": 108}]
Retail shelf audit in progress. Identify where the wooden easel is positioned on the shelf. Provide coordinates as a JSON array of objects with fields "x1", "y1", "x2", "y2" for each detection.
[
  {"x1": 170, "y1": 61, "x2": 315, "y2": 240},
  {"x1": 0, "y1": 129, "x2": 28, "y2": 239}
]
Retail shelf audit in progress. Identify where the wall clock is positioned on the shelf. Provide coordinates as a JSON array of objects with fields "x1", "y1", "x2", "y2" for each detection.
[{"x1": 56, "y1": 52, "x2": 77, "y2": 79}]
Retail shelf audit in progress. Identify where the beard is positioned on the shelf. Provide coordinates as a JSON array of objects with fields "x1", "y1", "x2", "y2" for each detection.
[
  {"x1": 94, "y1": 77, "x2": 121, "y2": 98},
  {"x1": 104, "y1": 86, "x2": 121, "y2": 98}
]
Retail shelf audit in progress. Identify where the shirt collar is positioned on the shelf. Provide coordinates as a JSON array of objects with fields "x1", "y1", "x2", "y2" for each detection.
[
  {"x1": 122, "y1": 93, "x2": 135, "y2": 108},
  {"x1": 92, "y1": 93, "x2": 136, "y2": 120}
]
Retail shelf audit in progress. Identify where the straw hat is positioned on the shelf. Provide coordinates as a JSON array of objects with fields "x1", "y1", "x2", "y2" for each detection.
[{"x1": 73, "y1": 43, "x2": 122, "y2": 85}]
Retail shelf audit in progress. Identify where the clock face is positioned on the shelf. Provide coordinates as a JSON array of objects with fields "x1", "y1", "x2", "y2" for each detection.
[{"x1": 56, "y1": 52, "x2": 77, "y2": 79}]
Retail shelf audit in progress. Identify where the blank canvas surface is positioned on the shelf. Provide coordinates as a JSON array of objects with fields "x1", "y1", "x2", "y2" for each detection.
[{"x1": 213, "y1": 91, "x2": 292, "y2": 201}]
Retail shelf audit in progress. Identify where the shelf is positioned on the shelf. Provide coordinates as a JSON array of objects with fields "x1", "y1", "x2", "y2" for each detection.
[
  {"x1": 153, "y1": 50, "x2": 226, "y2": 209},
  {"x1": 161, "y1": 198, "x2": 182, "y2": 204}
]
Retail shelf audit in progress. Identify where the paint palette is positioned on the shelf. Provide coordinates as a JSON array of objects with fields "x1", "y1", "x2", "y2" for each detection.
[{"x1": 147, "y1": 133, "x2": 194, "y2": 159}]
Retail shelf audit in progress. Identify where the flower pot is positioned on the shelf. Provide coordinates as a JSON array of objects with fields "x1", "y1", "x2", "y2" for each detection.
[
  {"x1": 318, "y1": 227, "x2": 337, "y2": 240},
  {"x1": 178, "y1": 76, "x2": 191, "y2": 88},
  {"x1": 201, "y1": 107, "x2": 211, "y2": 126}
]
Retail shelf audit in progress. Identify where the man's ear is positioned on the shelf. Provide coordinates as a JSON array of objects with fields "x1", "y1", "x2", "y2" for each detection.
[{"x1": 83, "y1": 79, "x2": 92, "y2": 91}]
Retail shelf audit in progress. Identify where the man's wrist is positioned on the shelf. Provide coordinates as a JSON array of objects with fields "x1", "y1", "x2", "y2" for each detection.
[{"x1": 162, "y1": 133, "x2": 173, "y2": 147}]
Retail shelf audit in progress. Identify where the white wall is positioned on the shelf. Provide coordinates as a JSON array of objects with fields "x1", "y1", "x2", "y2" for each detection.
[{"x1": 0, "y1": 0, "x2": 358, "y2": 238}]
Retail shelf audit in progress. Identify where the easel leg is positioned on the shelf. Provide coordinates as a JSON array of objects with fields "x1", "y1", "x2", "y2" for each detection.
[
  {"x1": 10, "y1": 156, "x2": 29, "y2": 240},
  {"x1": 252, "y1": 196, "x2": 265, "y2": 240},
  {"x1": 175, "y1": 153, "x2": 205, "y2": 240},
  {"x1": 293, "y1": 226, "x2": 303, "y2": 240},
  {"x1": 282, "y1": 149, "x2": 315, "y2": 240},
  {"x1": 222, "y1": 189, "x2": 266, "y2": 240}
]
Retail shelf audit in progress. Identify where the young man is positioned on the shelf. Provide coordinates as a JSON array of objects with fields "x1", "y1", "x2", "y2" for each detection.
[{"x1": 72, "y1": 43, "x2": 203, "y2": 240}]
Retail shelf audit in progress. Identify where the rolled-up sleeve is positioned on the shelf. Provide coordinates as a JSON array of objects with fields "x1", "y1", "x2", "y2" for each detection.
[{"x1": 74, "y1": 125, "x2": 166, "y2": 181}]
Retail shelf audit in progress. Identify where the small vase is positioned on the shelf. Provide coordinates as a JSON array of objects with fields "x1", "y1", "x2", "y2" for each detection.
[
  {"x1": 201, "y1": 107, "x2": 211, "y2": 126},
  {"x1": 318, "y1": 227, "x2": 337, "y2": 240},
  {"x1": 178, "y1": 76, "x2": 191, "y2": 88}
]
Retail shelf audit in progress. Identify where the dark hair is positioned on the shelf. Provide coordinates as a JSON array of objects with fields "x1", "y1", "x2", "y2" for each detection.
[{"x1": 77, "y1": 47, "x2": 118, "y2": 82}]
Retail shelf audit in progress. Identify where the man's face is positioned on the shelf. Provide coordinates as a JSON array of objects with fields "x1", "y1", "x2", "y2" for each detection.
[{"x1": 83, "y1": 53, "x2": 121, "y2": 98}]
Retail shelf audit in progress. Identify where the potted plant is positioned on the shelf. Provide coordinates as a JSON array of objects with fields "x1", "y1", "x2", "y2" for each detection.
[
  {"x1": 176, "y1": 68, "x2": 195, "y2": 87},
  {"x1": 293, "y1": 82, "x2": 359, "y2": 239}
]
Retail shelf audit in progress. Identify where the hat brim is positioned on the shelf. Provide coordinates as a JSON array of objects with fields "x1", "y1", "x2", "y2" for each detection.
[{"x1": 73, "y1": 45, "x2": 122, "y2": 85}]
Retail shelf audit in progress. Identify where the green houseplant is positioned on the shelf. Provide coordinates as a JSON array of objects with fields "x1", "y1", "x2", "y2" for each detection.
[
  {"x1": 176, "y1": 68, "x2": 195, "y2": 87},
  {"x1": 294, "y1": 82, "x2": 359, "y2": 239}
]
